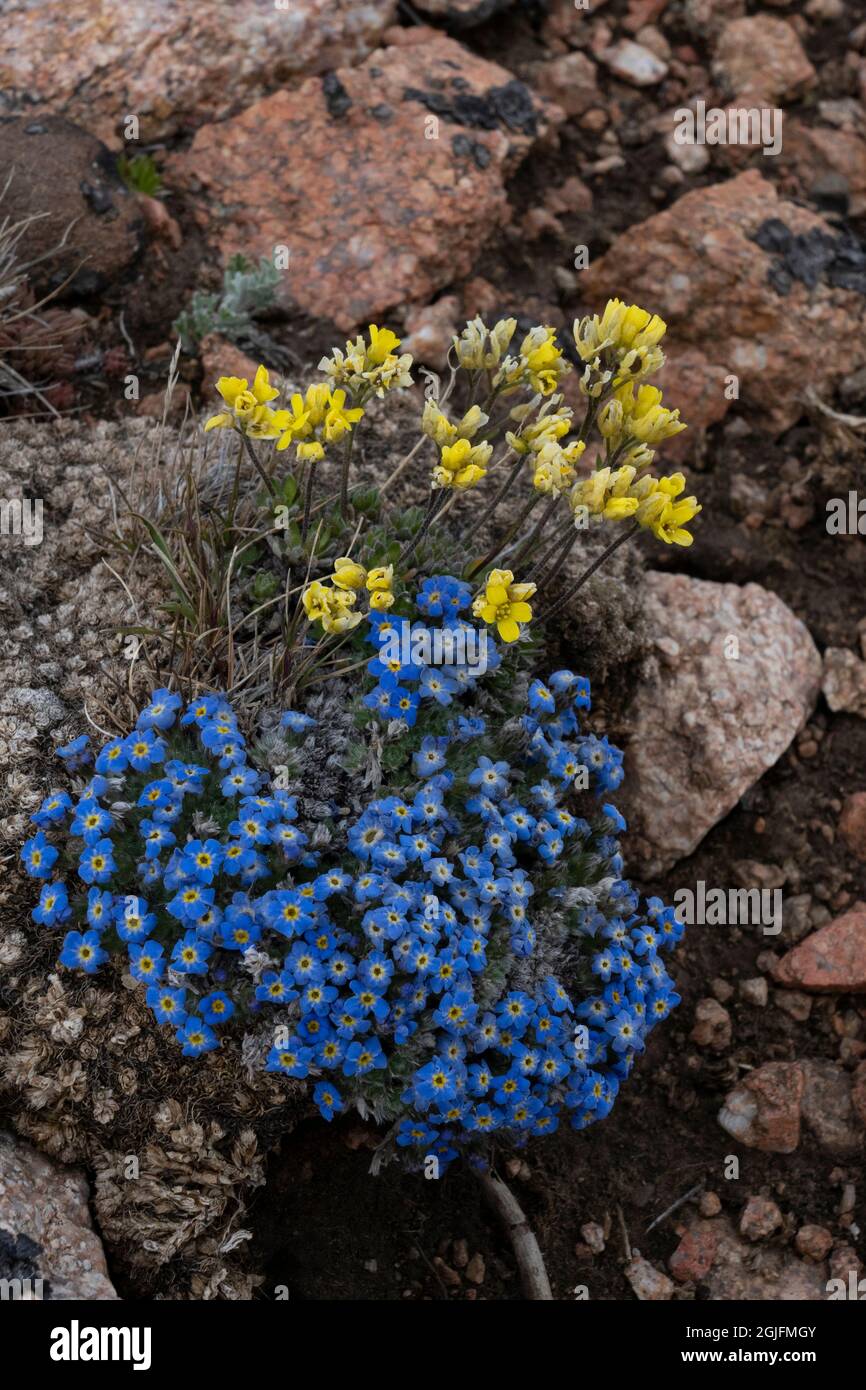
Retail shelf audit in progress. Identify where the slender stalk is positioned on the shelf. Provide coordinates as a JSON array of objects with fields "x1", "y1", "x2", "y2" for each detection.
[
  {"x1": 396, "y1": 490, "x2": 444, "y2": 568},
  {"x1": 483, "y1": 449, "x2": 523, "y2": 518},
  {"x1": 241, "y1": 432, "x2": 277, "y2": 498},
  {"x1": 530, "y1": 515, "x2": 573, "y2": 581},
  {"x1": 539, "y1": 522, "x2": 578, "y2": 586},
  {"x1": 301, "y1": 459, "x2": 318, "y2": 542},
  {"x1": 509, "y1": 494, "x2": 560, "y2": 571},
  {"x1": 339, "y1": 430, "x2": 356, "y2": 520},
  {"x1": 545, "y1": 521, "x2": 639, "y2": 621},
  {"x1": 465, "y1": 492, "x2": 540, "y2": 581}
]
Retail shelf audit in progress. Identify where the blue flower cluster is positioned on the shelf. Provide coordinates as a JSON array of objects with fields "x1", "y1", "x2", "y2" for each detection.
[
  {"x1": 362, "y1": 576, "x2": 500, "y2": 725},
  {"x1": 21, "y1": 580, "x2": 684, "y2": 1165}
]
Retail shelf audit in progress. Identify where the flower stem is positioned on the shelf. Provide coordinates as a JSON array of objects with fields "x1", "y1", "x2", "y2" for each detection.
[
  {"x1": 241, "y1": 432, "x2": 277, "y2": 498},
  {"x1": 340, "y1": 430, "x2": 357, "y2": 520},
  {"x1": 301, "y1": 459, "x2": 318, "y2": 543},
  {"x1": 396, "y1": 490, "x2": 443, "y2": 568},
  {"x1": 465, "y1": 491, "x2": 540, "y2": 581},
  {"x1": 509, "y1": 494, "x2": 559, "y2": 571}
]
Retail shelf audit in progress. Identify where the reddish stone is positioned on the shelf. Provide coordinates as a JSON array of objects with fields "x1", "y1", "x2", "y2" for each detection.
[
  {"x1": 169, "y1": 36, "x2": 551, "y2": 330},
  {"x1": 739, "y1": 1196, "x2": 783, "y2": 1241},
  {"x1": 718, "y1": 1061, "x2": 804, "y2": 1153},
  {"x1": 839, "y1": 794, "x2": 866, "y2": 864},
  {"x1": 580, "y1": 171, "x2": 866, "y2": 436},
  {"x1": 0, "y1": 0, "x2": 398, "y2": 143},
  {"x1": 772, "y1": 910, "x2": 866, "y2": 992},
  {"x1": 669, "y1": 1222, "x2": 718, "y2": 1282},
  {"x1": 850, "y1": 1062, "x2": 866, "y2": 1129},
  {"x1": 713, "y1": 16, "x2": 817, "y2": 104}
]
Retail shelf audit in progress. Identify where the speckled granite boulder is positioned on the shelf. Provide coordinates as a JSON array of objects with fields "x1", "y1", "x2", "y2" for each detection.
[
  {"x1": 0, "y1": 1132, "x2": 118, "y2": 1299},
  {"x1": 619, "y1": 572, "x2": 821, "y2": 876}
]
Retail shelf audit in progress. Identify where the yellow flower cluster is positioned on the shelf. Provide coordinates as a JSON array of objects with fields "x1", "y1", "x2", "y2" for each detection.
[
  {"x1": 454, "y1": 316, "x2": 517, "y2": 373},
  {"x1": 319, "y1": 324, "x2": 413, "y2": 400},
  {"x1": 275, "y1": 383, "x2": 364, "y2": 461},
  {"x1": 472, "y1": 568, "x2": 536, "y2": 643},
  {"x1": 569, "y1": 467, "x2": 701, "y2": 546},
  {"x1": 495, "y1": 326, "x2": 571, "y2": 398},
  {"x1": 423, "y1": 401, "x2": 493, "y2": 490},
  {"x1": 573, "y1": 298, "x2": 667, "y2": 397},
  {"x1": 453, "y1": 319, "x2": 569, "y2": 398},
  {"x1": 505, "y1": 401, "x2": 586, "y2": 497},
  {"x1": 203, "y1": 367, "x2": 364, "y2": 461},
  {"x1": 598, "y1": 381, "x2": 686, "y2": 452},
  {"x1": 302, "y1": 558, "x2": 395, "y2": 635},
  {"x1": 204, "y1": 365, "x2": 284, "y2": 438}
]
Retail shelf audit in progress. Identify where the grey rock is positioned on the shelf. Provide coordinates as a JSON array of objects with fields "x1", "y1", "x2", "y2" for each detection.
[
  {"x1": 620, "y1": 573, "x2": 821, "y2": 876},
  {"x1": 0, "y1": 1132, "x2": 119, "y2": 1300}
]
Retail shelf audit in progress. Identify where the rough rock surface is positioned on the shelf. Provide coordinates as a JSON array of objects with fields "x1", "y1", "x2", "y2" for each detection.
[
  {"x1": 528, "y1": 52, "x2": 601, "y2": 118},
  {"x1": 771, "y1": 910, "x2": 866, "y2": 993},
  {"x1": 669, "y1": 1222, "x2": 717, "y2": 1282},
  {"x1": 0, "y1": 0, "x2": 398, "y2": 142},
  {"x1": 1, "y1": 118, "x2": 142, "y2": 296},
  {"x1": 0, "y1": 1132, "x2": 118, "y2": 1299},
  {"x1": 599, "y1": 40, "x2": 668, "y2": 87},
  {"x1": 719, "y1": 1058, "x2": 866, "y2": 1154},
  {"x1": 783, "y1": 122, "x2": 866, "y2": 219},
  {"x1": 581, "y1": 171, "x2": 866, "y2": 435},
  {"x1": 839, "y1": 793, "x2": 866, "y2": 862},
  {"x1": 713, "y1": 15, "x2": 817, "y2": 103},
  {"x1": 799, "y1": 1061, "x2": 863, "y2": 1156},
  {"x1": 414, "y1": 0, "x2": 515, "y2": 26},
  {"x1": 686, "y1": 1214, "x2": 828, "y2": 1300},
  {"x1": 624, "y1": 1252, "x2": 675, "y2": 1299},
  {"x1": 822, "y1": 647, "x2": 866, "y2": 719},
  {"x1": 717, "y1": 1061, "x2": 804, "y2": 1153},
  {"x1": 169, "y1": 33, "x2": 550, "y2": 330},
  {"x1": 739, "y1": 1196, "x2": 782, "y2": 1241},
  {"x1": 619, "y1": 572, "x2": 821, "y2": 876}
]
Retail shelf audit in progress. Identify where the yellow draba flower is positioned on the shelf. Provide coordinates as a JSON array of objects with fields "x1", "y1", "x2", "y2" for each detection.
[
  {"x1": 323, "y1": 388, "x2": 364, "y2": 444},
  {"x1": 472, "y1": 568, "x2": 536, "y2": 644},
  {"x1": 331, "y1": 558, "x2": 367, "y2": 591},
  {"x1": 297, "y1": 441, "x2": 325, "y2": 462},
  {"x1": 496, "y1": 327, "x2": 570, "y2": 397},
  {"x1": 422, "y1": 401, "x2": 489, "y2": 447},
  {"x1": 366, "y1": 563, "x2": 395, "y2": 611},
  {"x1": 302, "y1": 580, "x2": 363, "y2": 634},
  {"x1": 520, "y1": 326, "x2": 569, "y2": 396},
  {"x1": 275, "y1": 394, "x2": 312, "y2": 450},
  {"x1": 532, "y1": 440, "x2": 582, "y2": 496},
  {"x1": 276, "y1": 385, "x2": 363, "y2": 456},
  {"x1": 454, "y1": 316, "x2": 517, "y2": 372},
  {"x1": 574, "y1": 299, "x2": 666, "y2": 362},
  {"x1": 319, "y1": 324, "x2": 413, "y2": 398},
  {"x1": 505, "y1": 405, "x2": 573, "y2": 455},
  {"x1": 367, "y1": 325, "x2": 402, "y2": 366},
  {"x1": 650, "y1": 495, "x2": 702, "y2": 546},
  {"x1": 624, "y1": 471, "x2": 701, "y2": 542},
  {"x1": 204, "y1": 365, "x2": 280, "y2": 433},
  {"x1": 574, "y1": 299, "x2": 667, "y2": 383},
  {"x1": 433, "y1": 437, "x2": 492, "y2": 490},
  {"x1": 617, "y1": 382, "x2": 686, "y2": 445}
]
